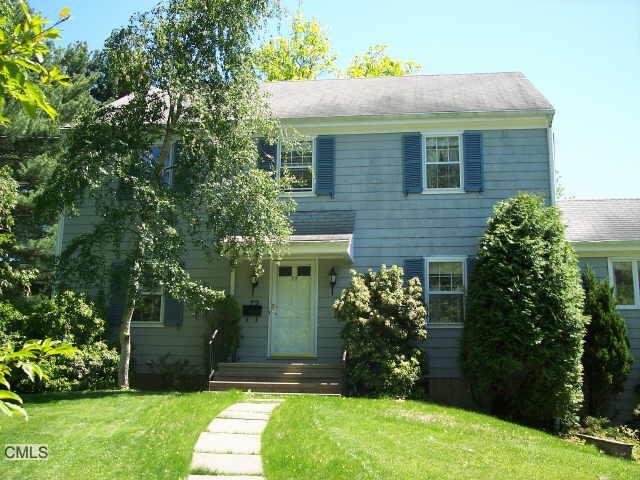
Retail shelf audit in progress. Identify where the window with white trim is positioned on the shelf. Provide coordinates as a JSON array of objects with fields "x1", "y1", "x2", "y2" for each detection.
[
  {"x1": 279, "y1": 138, "x2": 314, "y2": 192},
  {"x1": 427, "y1": 258, "x2": 466, "y2": 324},
  {"x1": 148, "y1": 144, "x2": 175, "y2": 186},
  {"x1": 610, "y1": 259, "x2": 640, "y2": 308},
  {"x1": 132, "y1": 287, "x2": 164, "y2": 324},
  {"x1": 424, "y1": 135, "x2": 462, "y2": 190}
]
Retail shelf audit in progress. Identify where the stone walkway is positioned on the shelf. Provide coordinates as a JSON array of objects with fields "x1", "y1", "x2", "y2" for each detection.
[{"x1": 188, "y1": 398, "x2": 284, "y2": 480}]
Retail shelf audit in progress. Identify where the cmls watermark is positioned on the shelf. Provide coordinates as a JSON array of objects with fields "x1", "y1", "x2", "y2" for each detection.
[{"x1": 4, "y1": 444, "x2": 48, "y2": 461}]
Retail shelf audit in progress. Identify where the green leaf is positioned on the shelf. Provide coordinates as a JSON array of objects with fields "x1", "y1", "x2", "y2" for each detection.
[
  {"x1": 59, "y1": 7, "x2": 70, "y2": 19},
  {"x1": 0, "y1": 390, "x2": 23, "y2": 403}
]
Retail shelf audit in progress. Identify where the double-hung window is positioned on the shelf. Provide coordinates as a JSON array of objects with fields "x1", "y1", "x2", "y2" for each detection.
[
  {"x1": 426, "y1": 258, "x2": 466, "y2": 324},
  {"x1": 424, "y1": 134, "x2": 463, "y2": 192},
  {"x1": 132, "y1": 286, "x2": 164, "y2": 325},
  {"x1": 280, "y1": 138, "x2": 314, "y2": 192},
  {"x1": 149, "y1": 144, "x2": 175, "y2": 186},
  {"x1": 609, "y1": 259, "x2": 640, "y2": 308},
  {"x1": 259, "y1": 137, "x2": 315, "y2": 194}
]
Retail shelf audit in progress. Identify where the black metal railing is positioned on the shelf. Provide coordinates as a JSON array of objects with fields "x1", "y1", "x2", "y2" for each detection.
[{"x1": 208, "y1": 329, "x2": 219, "y2": 380}]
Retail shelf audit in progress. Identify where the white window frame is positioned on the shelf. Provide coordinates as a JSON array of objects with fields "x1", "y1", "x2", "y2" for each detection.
[
  {"x1": 422, "y1": 132, "x2": 464, "y2": 194},
  {"x1": 150, "y1": 143, "x2": 175, "y2": 186},
  {"x1": 276, "y1": 136, "x2": 316, "y2": 197},
  {"x1": 131, "y1": 288, "x2": 165, "y2": 327},
  {"x1": 608, "y1": 258, "x2": 640, "y2": 309},
  {"x1": 425, "y1": 256, "x2": 467, "y2": 327}
]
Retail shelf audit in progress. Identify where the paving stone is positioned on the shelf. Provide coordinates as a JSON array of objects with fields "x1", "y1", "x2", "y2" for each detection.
[
  {"x1": 218, "y1": 410, "x2": 270, "y2": 420},
  {"x1": 191, "y1": 452, "x2": 263, "y2": 475},
  {"x1": 207, "y1": 417, "x2": 268, "y2": 434},
  {"x1": 194, "y1": 432, "x2": 261, "y2": 454},
  {"x1": 224, "y1": 402, "x2": 280, "y2": 413}
]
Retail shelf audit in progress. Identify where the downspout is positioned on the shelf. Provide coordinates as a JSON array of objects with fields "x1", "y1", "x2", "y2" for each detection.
[{"x1": 547, "y1": 120, "x2": 556, "y2": 206}]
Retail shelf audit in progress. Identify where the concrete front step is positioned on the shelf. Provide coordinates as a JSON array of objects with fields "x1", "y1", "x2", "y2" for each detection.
[
  {"x1": 194, "y1": 432, "x2": 260, "y2": 455},
  {"x1": 210, "y1": 380, "x2": 342, "y2": 394},
  {"x1": 191, "y1": 452, "x2": 262, "y2": 476}
]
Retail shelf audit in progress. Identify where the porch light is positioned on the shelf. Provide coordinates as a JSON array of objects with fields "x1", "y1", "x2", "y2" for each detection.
[
  {"x1": 329, "y1": 267, "x2": 337, "y2": 295},
  {"x1": 250, "y1": 271, "x2": 259, "y2": 296}
]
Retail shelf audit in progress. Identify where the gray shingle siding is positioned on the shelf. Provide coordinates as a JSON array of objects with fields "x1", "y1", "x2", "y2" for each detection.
[{"x1": 60, "y1": 128, "x2": 552, "y2": 378}]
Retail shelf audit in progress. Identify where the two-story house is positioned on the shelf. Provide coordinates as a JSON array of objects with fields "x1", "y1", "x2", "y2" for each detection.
[{"x1": 59, "y1": 72, "x2": 558, "y2": 398}]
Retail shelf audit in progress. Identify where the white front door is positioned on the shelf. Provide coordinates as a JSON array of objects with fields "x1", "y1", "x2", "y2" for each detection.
[{"x1": 270, "y1": 262, "x2": 317, "y2": 357}]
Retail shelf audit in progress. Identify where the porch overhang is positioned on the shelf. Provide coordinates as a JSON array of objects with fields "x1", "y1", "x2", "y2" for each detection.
[{"x1": 286, "y1": 234, "x2": 353, "y2": 260}]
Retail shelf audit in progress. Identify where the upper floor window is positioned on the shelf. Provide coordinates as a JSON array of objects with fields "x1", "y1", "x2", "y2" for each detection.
[
  {"x1": 424, "y1": 135, "x2": 462, "y2": 191},
  {"x1": 149, "y1": 144, "x2": 175, "y2": 186},
  {"x1": 258, "y1": 137, "x2": 315, "y2": 194},
  {"x1": 427, "y1": 258, "x2": 466, "y2": 324},
  {"x1": 280, "y1": 138, "x2": 314, "y2": 192},
  {"x1": 610, "y1": 259, "x2": 640, "y2": 308}
]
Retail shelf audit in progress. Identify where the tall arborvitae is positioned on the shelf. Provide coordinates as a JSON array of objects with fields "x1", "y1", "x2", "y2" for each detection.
[{"x1": 581, "y1": 267, "x2": 633, "y2": 416}]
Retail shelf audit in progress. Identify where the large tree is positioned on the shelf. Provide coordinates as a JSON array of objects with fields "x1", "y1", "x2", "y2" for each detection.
[
  {"x1": 346, "y1": 44, "x2": 421, "y2": 78},
  {"x1": 38, "y1": 0, "x2": 292, "y2": 389},
  {"x1": 0, "y1": 41, "x2": 97, "y2": 300},
  {"x1": 255, "y1": 11, "x2": 336, "y2": 80}
]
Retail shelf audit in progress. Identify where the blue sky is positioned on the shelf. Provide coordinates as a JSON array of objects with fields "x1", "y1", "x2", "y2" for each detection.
[{"x1": 32, "y1": 0, "x2": 640, "y2": 199}]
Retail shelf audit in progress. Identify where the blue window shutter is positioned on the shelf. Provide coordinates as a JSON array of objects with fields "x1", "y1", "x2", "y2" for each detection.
[
  {"x1": 466, "y1": 256, "x2": 477, "y2": 280},
  {"x1": 463, "y1": 131, "x2": 483, "y2": 192},
  {"x1": 164, "y1": 261, "x2": 185, "y2": 327},
  {"x1": 257, "y1": 138, "x2": 277, "y2": 171},
  {"x1": 404, "y1": 258, "x2": 425, "y2": 291},
  {"x1": 107, "y1": 262, "x2": 127, "y2": 327},
  {"x1": 315, "y1": 136, "x2": 336, "y2": 197},
  {"x1": 402, "y1": 133, "x2": 422, "y2": 194}
]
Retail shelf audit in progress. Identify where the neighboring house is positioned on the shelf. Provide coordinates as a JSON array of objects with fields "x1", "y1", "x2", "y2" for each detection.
[
  {"x1": 560, "y1": 199, "x2": 640, "y2": 417},
  {"x1": 59, "y1": 72, "x2": 556, "y2": 396}
]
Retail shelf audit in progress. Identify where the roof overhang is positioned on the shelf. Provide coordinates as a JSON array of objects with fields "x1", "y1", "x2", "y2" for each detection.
[
  {"x1": 571, "y1": 240, "x2": 640, "y2": 257},
  {"x1": 284, "y1": 234, "x2": 353, "y2": 260},
  {"x1": 279, "y1": 110, "x2": 554, "y2": 136}
]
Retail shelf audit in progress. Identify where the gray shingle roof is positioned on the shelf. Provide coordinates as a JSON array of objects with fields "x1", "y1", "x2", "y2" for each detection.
[
  {"x1": 558, "y1": 199, "x2": 640, "y2": 243},
  {"x1": 290, "y1": 210, "x2": 355, "y2": 235},
  {"x1": 261, "y1": 72, "x2": 554, "y2": 119}
]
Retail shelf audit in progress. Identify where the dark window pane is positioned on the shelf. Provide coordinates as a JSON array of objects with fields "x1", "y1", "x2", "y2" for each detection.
[
  {"x1": 281, "y1": 166, "x2": 313, "y2": 191},
  {"x1": 132, "y1": 294, "x2": 162, "y2": 322},
  {"x1": 613, "y1": 262, "x2": 635, "y2": 305},
  {"x1": 279, "y1": 266, "x2": 292, "y2": 277},
  {"x1": 297, "y1": 266, "x2": 311, "y2": 276},
  {"x1": 429, "y1": 294, "x2": 464, "y2": 323}
]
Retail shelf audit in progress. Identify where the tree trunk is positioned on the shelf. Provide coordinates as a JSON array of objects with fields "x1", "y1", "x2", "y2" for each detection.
[{"x1": 117, "y1": 298, "x2": 136, "y2": 389}]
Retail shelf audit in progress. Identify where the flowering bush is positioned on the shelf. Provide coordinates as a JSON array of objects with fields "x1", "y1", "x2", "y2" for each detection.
[{"x1": 333, "y1": 265, "x2": 427, "y2": 398}]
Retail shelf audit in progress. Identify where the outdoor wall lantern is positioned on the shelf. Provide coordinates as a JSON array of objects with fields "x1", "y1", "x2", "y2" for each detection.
[
  {"x1": 250, "y1": 270, "x2": 259, "y2": 296},
  {"x1": 329, "y1": 267, "x2": 337, "y2": 295}
]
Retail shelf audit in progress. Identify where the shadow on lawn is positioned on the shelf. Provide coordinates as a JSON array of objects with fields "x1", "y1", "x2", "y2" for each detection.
[{"x1": 21, "y1": 389, "x2": 188, "y2": 404}]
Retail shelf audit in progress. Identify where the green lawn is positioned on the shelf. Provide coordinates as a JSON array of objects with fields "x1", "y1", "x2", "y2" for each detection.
[
  {"x1": 2, "y1": 392, "x2": 638, "y2": 480},
  {"x1": 262, "y1": 396, "x2": 639, "y2": 480},
  {"x1": 0, "y1": 390, "x2": 240, "y2": 480}
]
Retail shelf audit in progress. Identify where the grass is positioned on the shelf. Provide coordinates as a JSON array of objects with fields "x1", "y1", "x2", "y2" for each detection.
[
  {"x1": 2, "y1": 391, "x2": 638, "y2": 479},
  {"x1": 0, "y1": 390, "x2": 241, "y2": 480},
  {"x1": 262, "y1": 396, "x2": 639, "y2": 480}
]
